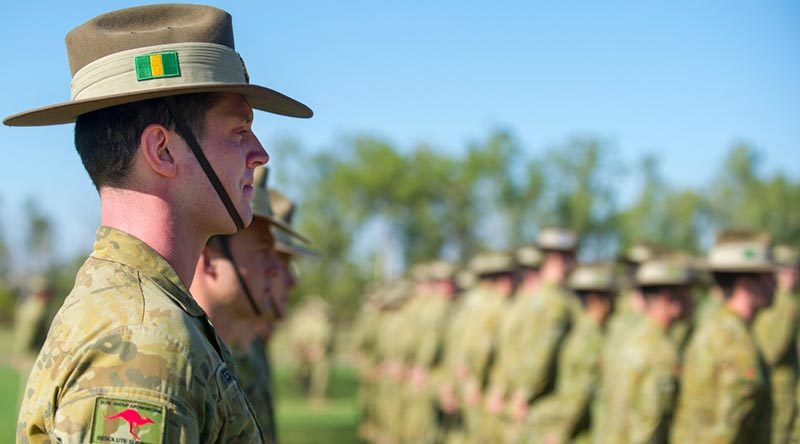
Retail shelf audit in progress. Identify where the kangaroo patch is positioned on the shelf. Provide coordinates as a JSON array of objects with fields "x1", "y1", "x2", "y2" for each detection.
[{"x1": 91, "y1": 396, "x2": 165, "y2": 444}]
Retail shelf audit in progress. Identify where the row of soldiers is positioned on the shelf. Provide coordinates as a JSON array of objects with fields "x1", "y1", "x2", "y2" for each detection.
[{"x1": 352, "y1": 227, "x2": 800, "y2": 444}]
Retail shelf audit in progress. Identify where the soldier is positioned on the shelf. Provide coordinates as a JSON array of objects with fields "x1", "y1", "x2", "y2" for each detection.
[
  {"x1": 191, "y1": 166, "x2": 309, "y2": 443},
  {"x1": 12, "y1": 276, "x2": 53, "y2": 408},
  {"x1": 526, "y1": 262, "x2": 615, "y2": 444},
  {"x1": 403, "y1": 261, "x2": 457, "y2": 444},
  {"x1": 286, "y1": 296, "x2": 334, "y2": 402},
  {"x1": 671, "y1": 230, "x2": 775, "y2": 444},
  {"x1": 485, "y1": 245, "x2": 543, "y2": 443},
  {"x1": 352, "y1": 284, "x2": 387, "y2": 441},
  {"x1": 6, "y1": 4, "x2": 312, "y2": 442},
  {"x1": 593, "y1": 257, "x2": 694, "y2": 444},
  {"x1": 503, "y1": 227, "x2": 578, "y2": 444},
  {"x1": 374, "y1": 280, "x2": 414, "y2": 443},
  {"x1": 759, "y1": 244, "x2": 799, "y2": 444},
  {"x1": 458, "y1": 252, "x2": 517, "y2": 443}
]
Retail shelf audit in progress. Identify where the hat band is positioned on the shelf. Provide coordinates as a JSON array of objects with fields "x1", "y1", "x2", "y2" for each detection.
[{"x1": 71, "y1": 42, "x2": 247, "y2": 101}]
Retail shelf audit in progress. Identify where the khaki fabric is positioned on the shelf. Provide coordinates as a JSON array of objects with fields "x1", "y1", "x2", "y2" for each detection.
[
  {"x1": 671, "y1": 307, "x2": 771, "y2": 444},
  {"x1": 753, "y1": 288, "x2": 799, "y2": 444},
  {"x1": 232, "y1": 339, "x2": 276, "y2": 444},
  {"x1": 17, "y1": 227, "x2": 264, "y2": 443},
  {"x1": 525, "y1": 313, "x2": 604, "y2": 444},
  {"x1": 593, "y1": 317, "x2": 678, "y2": 444}
]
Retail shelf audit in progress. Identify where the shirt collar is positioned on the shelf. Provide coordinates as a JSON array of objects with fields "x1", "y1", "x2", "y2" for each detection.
[{"x1": 90, "y1": 226, "x2": 205, "y2": 317}]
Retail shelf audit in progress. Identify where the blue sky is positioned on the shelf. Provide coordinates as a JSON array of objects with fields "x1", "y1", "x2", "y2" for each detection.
[{"x1": 0, "y1": 0, "x2": 798, "y2": 263}]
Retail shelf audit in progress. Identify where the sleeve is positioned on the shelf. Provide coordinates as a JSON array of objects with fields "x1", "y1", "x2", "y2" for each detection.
[
  {"x1": 711, "y1": 339, "x2": 763, "y2": 443},
  {"x1": 49, "y1": 326, "x2": 211, "y2": 444},
  {"x1": 629, "y1": 357, "x2": 675, "y2": 443},
  {"x1": 753, "y1": 292, "x2": 798, "y2": 365}
]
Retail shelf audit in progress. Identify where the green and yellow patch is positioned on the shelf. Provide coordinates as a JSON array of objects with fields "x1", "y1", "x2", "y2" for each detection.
[
  {"x1": 134, "y1": 51, "x2": 181, "y2": 81},
  {"x1": 91, "y1": 396, "x2": 165, "y2": 444}
]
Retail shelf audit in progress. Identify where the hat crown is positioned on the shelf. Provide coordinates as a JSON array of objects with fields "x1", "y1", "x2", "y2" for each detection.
[
  {"x1": 569, "y1": 263, "x2": 615, "y2": 292},
  {"x1": 66, "y1": 4, "x2": 234, "y2": 76},
  {"x1": 537, "y1": 226, "x2": 578, "y2": 252},
  {"x1": 709, "y1": 229, "x2": 773, "y2": 272},
  {"x1": 636, "y1": 258, "x2": 694, "y2": 286}
]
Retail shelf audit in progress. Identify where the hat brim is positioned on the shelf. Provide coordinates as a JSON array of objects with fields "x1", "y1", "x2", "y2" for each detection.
[
  {"x1": 254, "y1": 213, "x2": 310, "y2": 245},
  {"x1": 709, "y1": 264, "x2": 776, "y2": 274},
  {"x1": 3, "y1": 82, "x2": 312, "y2": 127},
  {"x1": 276, "y1": 240, "x2": 319, "y2": 258}
]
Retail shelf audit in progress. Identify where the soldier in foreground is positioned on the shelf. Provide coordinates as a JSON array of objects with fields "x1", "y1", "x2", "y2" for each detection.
[
  {"x1": 593, "y1": 257, "x2": 694, "y2": 444},
  {"x1": 6, "y1": 4, "x2": 312, "y2": 442},
  {"x1": 671, "y1": 230, "x2": 774, "y2": 443},
  {"x1": 526, "y1": 262, "x2": 615, "y2": 444}
]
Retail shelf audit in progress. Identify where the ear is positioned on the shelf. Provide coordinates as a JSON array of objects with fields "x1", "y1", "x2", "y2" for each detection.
[
  {"x1": 200, "y1": 246, "x2": 218, "y2": 279},
  {"x1": 139, "y1": 123, "x2": 178, "y2": 178}
]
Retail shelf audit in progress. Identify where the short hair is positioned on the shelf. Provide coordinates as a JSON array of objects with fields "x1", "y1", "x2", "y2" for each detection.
[{"x1": 74, "y1": 93, "x2": 221, "y2": 190}]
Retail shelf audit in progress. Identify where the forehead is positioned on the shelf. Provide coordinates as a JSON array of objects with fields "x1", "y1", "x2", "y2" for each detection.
[{"x1": 207, "y1": 93, "x2": 254, "y2": 123}]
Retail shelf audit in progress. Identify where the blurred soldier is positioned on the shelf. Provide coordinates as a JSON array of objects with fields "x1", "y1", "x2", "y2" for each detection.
[
  {"x1": 757, "y1": 244, "x2": 799, "y2": 444},
  {"x1": 593, "y1": 257, "x2": 695, "y2": 444},
  {"x1": 374, "y1": 280, "x2": 413, "y2": 443},
  {"x1": 485, "y1": 245, "x2": 543, "y2": 443},
  {"x1": 671, "y1": 230, "x2": 775, "y2": 444},
  {"x1": 287, "y1": 296, "x2": 333, "y2": 402},
  {"x1": 458, "y1": 251, "x2": 517, "y2": 444},
  {"x1": 591, "y1": 243, "x2": 652, "y2": 441},
  {"x1": 9, "y1": 5, "x2": 313, "y2": 442},
  {"x1": 525, "y1": 262, "x2": 615, "y2": 444},
  {"x1": 404, "y1": 261, "x2": 457, "y2": 444},
  {"x1": 191, "y1": 166, "x2": 310, "y2": 444},
  {"x1": 12, "y1": 276, "x2": 53, "y2": 407},
  {"x1": 352, "y1": 284, "x2": 385, "y2": 441},
  {"x1": 505, "y1": 227, "x2": 578, "y2": 444}
]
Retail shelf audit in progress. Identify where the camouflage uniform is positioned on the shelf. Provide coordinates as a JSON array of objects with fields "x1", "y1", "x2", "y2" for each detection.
[
  {"x1": 457, "y1": 286, "x2": 506, "y2": 443},
  {"x1": 671, "y1": 306, "x2": 771, "y2": 444},
  {"x1": 494, "y1": 281, "x2": 573, "y2": 443},
  {"x1": 404, "y1": 290, "x2": 451, "y2": 444},
  {"x1": 351, "y1": 298, "x2": 382, "y2": 439},
  {"x1": 525, "y1": 312, "x2": 604, "y2": 444},
  {"x1": 753, "y1": 287, "x2": 799, "y2": 444},
  {"x1": 17, "y1": 227, "x2": 264, "y2": 443},
  {"x1": 232, "y1": 338, "x2": 277, "y2": 444},
  {"x1": 594, "y1": 317, "x2": 678, "y2": 444}
]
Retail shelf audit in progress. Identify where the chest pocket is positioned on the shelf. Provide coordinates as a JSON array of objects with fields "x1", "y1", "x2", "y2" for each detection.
[{"x1": 214, "y1": 361, "x2": 263, "y2": 443}]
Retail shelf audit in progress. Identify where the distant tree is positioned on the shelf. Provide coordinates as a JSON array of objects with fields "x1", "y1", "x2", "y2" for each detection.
[{"x1": 24, "y1": 198, "x2": 54, "y2": 273}]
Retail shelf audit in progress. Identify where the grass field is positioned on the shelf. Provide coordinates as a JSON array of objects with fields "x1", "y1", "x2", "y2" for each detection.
[{"x1": 0, "y1": 328, "x2": 361, "y2": 443}]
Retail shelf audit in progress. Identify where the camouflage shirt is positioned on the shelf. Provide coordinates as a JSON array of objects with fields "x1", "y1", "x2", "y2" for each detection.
[
  {"x1": 671, "y1": 306, "x2": 771, "y2": 444},
  {"x1": 232, "y1": 338, "x2": 276, "y2": 444},
  {"x1": 17, "y1": 226, "x2": 264, "y2": 444}
]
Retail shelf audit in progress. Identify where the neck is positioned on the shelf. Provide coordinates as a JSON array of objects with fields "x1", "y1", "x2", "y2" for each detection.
[
  {"x1": 100, "y1": 188, "x2": 207, "y2": 287},
  {"x1": 645, "y1": 310, "x2": 670, "y2": 330}
]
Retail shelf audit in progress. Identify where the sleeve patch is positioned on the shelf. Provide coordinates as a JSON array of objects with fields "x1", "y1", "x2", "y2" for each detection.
[{"x1": 91, "y1": 396, "x2": 165, "y2": 444}]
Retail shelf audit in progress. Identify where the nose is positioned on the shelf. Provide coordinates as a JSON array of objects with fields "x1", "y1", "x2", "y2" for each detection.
[{"x1": 247, "y1": 132, "x2": 269, "y2": 167}]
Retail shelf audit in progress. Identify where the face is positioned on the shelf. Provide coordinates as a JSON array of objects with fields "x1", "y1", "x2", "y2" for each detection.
[
  {"x1": 184, "y1": 93, "x2": 269, "y2": 233},
  {"x1": 225, "y1": 218, "x2": 282, "y2": 318},
  {"x1": 648, "y1": 286, "x2": 691, "y2": 326},
  {"x1": 744, "y1": 273, "x2": 776, "y2": 309},
  {"x1": 271, "y1": 251, "x2": 297, "y2": 318},
  {"x1": 776, "y1": 266, "x2": 799, "y2": 292},
  {"x1": 542, "y1": 251, "x2": 576, "y2": 284}
]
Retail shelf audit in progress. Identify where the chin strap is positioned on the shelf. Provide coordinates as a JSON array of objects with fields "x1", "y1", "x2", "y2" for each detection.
[{"x1": 164, "y1": 96, "x2": 245, "y2": 232}]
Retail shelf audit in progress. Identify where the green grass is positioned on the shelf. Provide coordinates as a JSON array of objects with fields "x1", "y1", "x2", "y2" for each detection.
[
  {"x1": 0, "y1": 366, "x2": 20, "y2": 441},
  {"x1": 0, "y1": 357, "x2": 360, "y2": 444}
]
